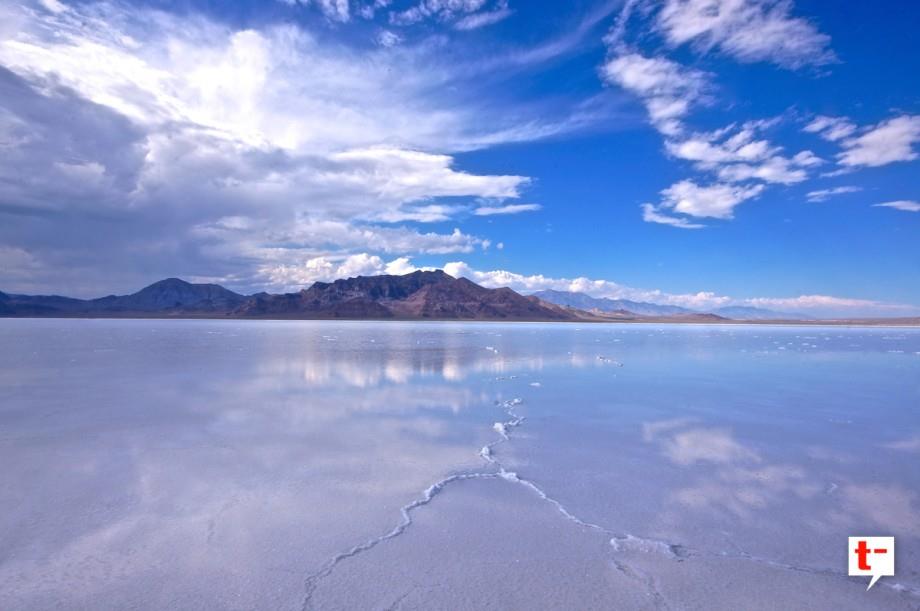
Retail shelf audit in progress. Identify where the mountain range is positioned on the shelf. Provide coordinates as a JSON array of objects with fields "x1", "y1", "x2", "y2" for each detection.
[
  {"x1": 0, "y1": 272, "x2": 580, "y2": 321},
  {"x1": 530, "y1": 289, "x2": 800, "y2": 320},
  {"x1": 3, "y1": 274, "x2": 899, "y2": 323}
]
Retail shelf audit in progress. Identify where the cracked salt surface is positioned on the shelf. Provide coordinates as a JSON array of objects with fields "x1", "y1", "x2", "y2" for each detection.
[{"x1": 1, "y1": 320, "x2": 919, "y2": 610}]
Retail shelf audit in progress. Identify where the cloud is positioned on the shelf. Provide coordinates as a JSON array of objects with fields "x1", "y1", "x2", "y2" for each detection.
[
  {"x1": 657, "y1": 179, "x2": 764, "y2": 219},
  {"x1": 0, "y1": 0, "x2": 587, "y2": 295},
  {"x1": 744, "y1": 295, "x2": 897, "y2": 310},
  {"x1": 280, "y1": 0, "x2": 351, "y2": 22},
  {"x1": 600, "y1": 51, "x2": 710, "y2": 136},
  {"x1": 375, "y1": 29, "x2": 402, "y2": 47},
  {"x1": 805, "y1": 186, "x2": 861, "y2": 202},
  {"x1": 873, "y1": 200, "x2": 920, "y2": 213},
  {"x1": 599, "y1": 42, "x2": 819, "y2": 226},
  {"x1": 390, "y1": 0, "x2": 500, "y2": 27},
  {"x1": 660, "y1": 427, "x2": 760, "y2": 466},
  {"x1": 837, "y1": 115, "x2": 920, "y2": 168},
  {"x1": 640, "y1": 203, "x2": 704, "y2": 229},
  {"x1": 803, "y1": 115, "x2": 856, "y2": 142},
  {"x1": 667, "y1": 122, "x2": 821, "y2": 185},
  {"x1": 441, "y1": 261, "x2": 915, "y2": 315},
  {"x1": 261, "y1": 253, "x2": 407, "y2": 288},
  {"x1": 656, "y1": 0, "x2": 835, "y2": 69},
  {"x1": 473, "y1": 203, "x2": 541, "y2": 216},
  {"x1": 454, "y1": 1, "x2": 512, "y2": 30}
]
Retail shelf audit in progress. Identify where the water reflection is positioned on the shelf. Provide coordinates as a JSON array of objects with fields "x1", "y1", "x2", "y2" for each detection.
[{"x1": 0, "y1": 320, "x2": 918, "y2": 609}]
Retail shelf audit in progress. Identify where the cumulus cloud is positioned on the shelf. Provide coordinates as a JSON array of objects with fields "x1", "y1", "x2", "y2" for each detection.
[
  {"x1": 873, "y1": 200, "x2": 920, "y2": 213},
  {"x1": 0, "y1": 0, "x2": 577, "y2": 295},
  {"x1": 836, "y1": 115, "x2": 920, "y2": 168},
  {"x1": 656, "y1": 0, "x2": 835, "y2": 68},
  {"x1": 473, "y1": 203, "x2": 541, "y2": 216},
  {"x1": 601, "y1": 51, "x2": 710, "y2": 136},
  {"x1": 668, "y1": 123, "x2": 820, "y2": 185},
  {"x1": 657, "y1": 179, "x2": 765, "y2": 219},
  {"x1": 806, "y1": 186, "x2": 861, "y2": 202}
]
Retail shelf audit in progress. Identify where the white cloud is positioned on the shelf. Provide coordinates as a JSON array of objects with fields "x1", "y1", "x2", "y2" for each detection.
[
  {"x1": 384, "y1": 256, "x2": 419, "y2": 275},
  {"x1": 806, "y1": 185, "x2": 861, "y2": 202},
  {"x1": 658, "y1": 179, "x2": 764, "y2": 219},
  {"x1": 837, "y1": 115, "x2": 920, "y2": 168},
  {"x1": 473, "y1": 203, "x2": 541, "y2": 216},
  {"x1": 656, "y1": 0, "x2": 835, "y2": 69},
  {"x1": 873, "y1": 200, "x2": 920, "y2": 213},
  {"x1": 435, "y1": 260, "x2": 913, "y2": 316},
  {"x1": 330, "y1": 147, "x2": 528, "y2": 202},
  {"x1": 1, "y1": 1, "x2": 587, "y2": 294},
  {"x1": 667, "y1": 123, "x2": 820, "y2": 185},
  {"x1": 600, "y1": 51, "x2": 710, "y2": 136},
  {"x1": 281, "y1": 0, "x2": 351, "y2": 22},
  {"x1": 745, "y1": 295, "x2": 895, "y2": 311},
  {"x1": 373, "y1": 204, "x2": 465, "y2": 223},
  {"x1": 375, "y1": 29, "x2": 402, "y2": 47},
  {"x1": 262, "y1": 253, "x2": 389, "y2": 287},
  {"x1": 454, "y1": 1, "x2": 512, "y2": 30},
  {"x1": 716, "y1": 155, "x2": 809, "y2": 184},
  {"x1": 641, "y1": 203, "x2": 704, "y2": 229},
  {"x1": 390, "y1": 0, "x2": 493, "y2": 27},
  {"x1": 803, "y1": 115, "x2": 856, "y2": 142}
]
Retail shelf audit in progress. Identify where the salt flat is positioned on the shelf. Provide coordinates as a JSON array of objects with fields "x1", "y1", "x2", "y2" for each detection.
[{"x1": 0, "y1": 320, "x2": 917, "y2": 610}]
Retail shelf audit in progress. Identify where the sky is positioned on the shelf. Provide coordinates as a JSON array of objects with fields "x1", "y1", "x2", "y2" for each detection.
[{"x1": 0, "y1": 0, "x2": 917, "y2": 317}]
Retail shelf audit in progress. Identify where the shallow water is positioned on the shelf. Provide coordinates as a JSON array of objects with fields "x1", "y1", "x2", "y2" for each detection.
[{"x1": 0, "y1": 319, "x2": 918, "y2": 609}]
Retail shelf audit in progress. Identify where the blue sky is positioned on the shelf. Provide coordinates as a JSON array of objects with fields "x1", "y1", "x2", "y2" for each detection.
[{"x1": 0, "y1": 0, "x2": 917, "y2": 316}]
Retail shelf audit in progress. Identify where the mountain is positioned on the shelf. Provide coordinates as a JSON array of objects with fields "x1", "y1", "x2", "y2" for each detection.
[
  {"x1": 89, "y1": 278, "x2": 248, "y2": 312},
  {"x1": 236, "y1": 270, "x2": 578, "y2": 320},
  {"x1": 0, "y1": 278, "x2": 247, "y2": 316},
  {"x1": 531, "y1": 290, "x2": 694, "y2": 317}
]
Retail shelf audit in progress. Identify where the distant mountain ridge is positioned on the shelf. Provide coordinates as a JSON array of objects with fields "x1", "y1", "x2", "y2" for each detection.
[
  {"x1": 530, "y1": 290, "x2": 694, "y2": 317},
  {"x1": 1, "y1": 278, "x2": 248, "y2": 316},
  {"x1": 531, "y1": 289, "x2": 798, "y2": 320},
  {"x1": 0, "y1": 273, "x2": 580, "y2": 321}
]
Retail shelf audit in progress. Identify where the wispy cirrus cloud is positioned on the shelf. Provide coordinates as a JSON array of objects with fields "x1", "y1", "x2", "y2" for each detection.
[
  {"x1": 640, "y1": 203, "x2": 704, "y2": 229},
  {"x1": 806, "y1": 186, "x2": 862, "y2": 202},
  {"x1": 803, "y1": 115, "x2": 857, "y2": 142},
  {"x1": 473, "y1": 203, "x2": 541, "y2": 216},
  {"x1": 873, "y1": 200, "x2": 920, "y2": 213}
]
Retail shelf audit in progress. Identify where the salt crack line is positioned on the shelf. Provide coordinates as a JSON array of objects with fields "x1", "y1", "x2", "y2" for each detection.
[
  {"x1": 708, "y1": 548, "x2": 920, "y2": 599},
  {"x1": 483, "y1": 397, "x2": 684, "y2": 610},
  {"x1": 301, "y1": 471, "x2": 500, "y2": 610}
]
